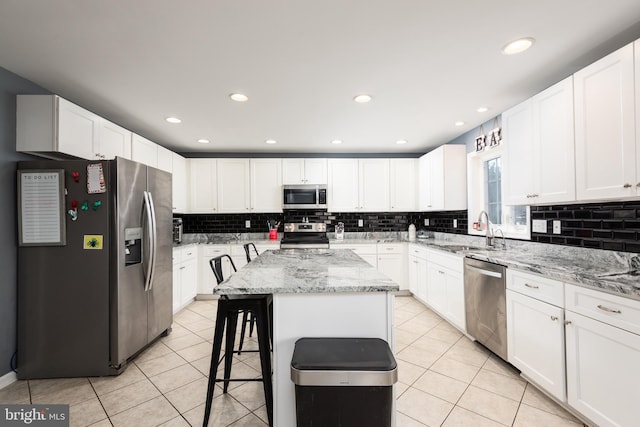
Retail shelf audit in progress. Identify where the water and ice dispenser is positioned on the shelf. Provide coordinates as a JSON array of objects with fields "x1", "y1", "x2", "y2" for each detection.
[{"x1": 124, "y1": 227, "x2": 142, "y2": 265}]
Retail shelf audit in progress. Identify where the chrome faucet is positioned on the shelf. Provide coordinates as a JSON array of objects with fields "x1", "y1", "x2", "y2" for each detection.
[
  {"x1": 494, "y1": 228, "x2": 506, "y2": 249},
  {"x1": 478, "y1": 210, "x2": 494, "y2": 247}
]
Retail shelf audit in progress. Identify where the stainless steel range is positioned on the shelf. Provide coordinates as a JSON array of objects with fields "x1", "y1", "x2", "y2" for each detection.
[{"x1": 280, "y1": 222, "x2": 329, "y2": 249}]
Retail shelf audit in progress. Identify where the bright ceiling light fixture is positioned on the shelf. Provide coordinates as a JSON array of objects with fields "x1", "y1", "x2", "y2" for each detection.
[
  {"x1": 331, "y1": 139, "x2": 343, "y2": 145},
  {"x1": 265, "y1": 139, "x2": 277, "y2": 144},
  {"x1": 353, "y1": 94, "x2": 372, "y2": 103},
  {"x1": 197, "y1": 139, "x2": 210, "y2": 144},
  {"x1": 477, "y1": 107, "x2": 489, "y2": 113},
  {"x1": 396, "y1": 140, "x2": 408, "y2": 145},
  {"x1": 229, "y1": 93, "x2": 249, "y2": 102},
  {"x1": 455, "y1": 121, "x2": 465, "y2": 126},
  {"x1": 165, "y1": 117, "x2": 182, "y2": 124},
  {"x1": 501, "y1": 37, "x2": 535, "y2": 55}
]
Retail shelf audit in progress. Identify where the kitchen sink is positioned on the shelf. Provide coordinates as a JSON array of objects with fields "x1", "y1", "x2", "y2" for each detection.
[{"x1": 434, "y1": 244, "x2": 504, "y2": 252}]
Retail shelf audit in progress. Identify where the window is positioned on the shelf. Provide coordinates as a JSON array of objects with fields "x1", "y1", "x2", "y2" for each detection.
[{"x1": 467, "y1": 146, "x2": 530, "y2": 240}]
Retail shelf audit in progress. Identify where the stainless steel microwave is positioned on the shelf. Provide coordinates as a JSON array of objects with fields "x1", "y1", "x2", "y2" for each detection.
[{"x1": 283, "y1": 185, "x2": 327, "y2": 210}]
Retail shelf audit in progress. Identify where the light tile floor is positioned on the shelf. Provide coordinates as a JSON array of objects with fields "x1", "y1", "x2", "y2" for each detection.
[{"x1": 0, "y1": 296, "x2": 588, "y2": 427}]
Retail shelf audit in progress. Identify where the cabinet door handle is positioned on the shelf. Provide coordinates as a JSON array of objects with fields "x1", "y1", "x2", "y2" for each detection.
[
  {"x1": 636, "y1": 182, "x2": 640, "y2": 188},
  {"x1": 550, "y1": 315, "x2": 558, "y2": 321},
  {"x1": 524, "y1": 283, "x2": 539, "y2": 289},
  {"x1": 623, "y1": 183, "x2": 633, "y2": 188},
  {"x1": 438, "y1": 270, "x2": 445, "y2": 275},
  {"x1": 564, "y1": 320, "x2": 572, "y2": 326},
  {"x1": 597, "y1": 304, "x2": 621, "y2": 314}
]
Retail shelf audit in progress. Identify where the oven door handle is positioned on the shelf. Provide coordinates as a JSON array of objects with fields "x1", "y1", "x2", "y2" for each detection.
[{"x1": 465, "y1": 264, "x2": 503, "y2": 279}]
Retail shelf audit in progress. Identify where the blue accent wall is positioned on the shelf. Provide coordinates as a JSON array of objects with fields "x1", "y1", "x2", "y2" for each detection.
[{"x1": 0, "y1": 67, "x2": 49, "y2": 377}]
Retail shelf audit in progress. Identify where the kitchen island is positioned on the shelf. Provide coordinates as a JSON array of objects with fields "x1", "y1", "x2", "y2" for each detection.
[{"x1": 214, "y1": 248, "x2": 399, "y2": 427}]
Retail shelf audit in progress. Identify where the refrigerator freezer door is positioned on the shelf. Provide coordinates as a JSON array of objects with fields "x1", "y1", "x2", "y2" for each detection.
[
  {"x1": 146, "y1": 166, "x2": 173, "y2": 342},
  {"x1": 111, "y1": 158, "x2": 149, "y2": 366}
]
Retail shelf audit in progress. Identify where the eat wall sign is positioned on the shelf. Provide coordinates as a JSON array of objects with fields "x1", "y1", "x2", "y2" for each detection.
[{"x1": 475, "y1": 127, "x2": 502, "y2": 152}]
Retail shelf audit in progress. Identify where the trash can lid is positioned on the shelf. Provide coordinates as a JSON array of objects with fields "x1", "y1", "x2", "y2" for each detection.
[{"x1": 291, "y1": 338, "x2": 397, "y2": 386}]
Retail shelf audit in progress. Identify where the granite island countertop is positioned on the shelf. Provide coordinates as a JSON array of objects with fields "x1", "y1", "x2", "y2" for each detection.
[
  {"x1": 182, "y1": 231, "x2": 640, "y2": 300},
  {"x1": 213, "y1": 248, "x2": 399, "y2": 295}
]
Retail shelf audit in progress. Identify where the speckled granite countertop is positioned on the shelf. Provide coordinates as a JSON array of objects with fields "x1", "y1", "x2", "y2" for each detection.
[
  {"x1": 213, "y1": 249, "x2": 399, "y2": 295},
  {"x1": 182, "y1": 231, "x2": 640, "y2": 300},
  {"x1": 408, "y1": 237, "x2": 640, "y2": 301}
]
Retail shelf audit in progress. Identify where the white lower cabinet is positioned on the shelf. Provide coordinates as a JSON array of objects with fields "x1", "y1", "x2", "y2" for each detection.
[
  {"x1": 408, "y1": 245, "x2": 428, "y2": 300},
  {"x1": 377, "y1": 243, "x2": 407, "y2": 290},
  {"x1": 564, "y1": 283, "x2": 640, "y2": 427},
  {"x1": 172, "y1": 246, "x2": 197, "y2": 313},
  {"x1": 506, "y1": 270, "x2": 566, "y2": 402},
  {"x1": 197, "y1": 245, "x2": 232, "y2": 295},
  {"x1": 425, "y1": 249, "x2": 465, "y2": 332}
]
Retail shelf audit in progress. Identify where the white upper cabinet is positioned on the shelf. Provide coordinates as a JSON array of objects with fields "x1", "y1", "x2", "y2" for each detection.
[
  {"x1": 97, "y1": 120, "x2": 132, "y2": 160},
  {"x1": 327, "y1": 159, "x2": 360, "y2": 211},
  {"x1": 359, "y1": 159, "x2": 390, "y2": 212},
  {"x1": 282, "y1": 158, "x2": 327, "y2": 184},
  {"x1": 250, "y1": 158, "x2": 282, "y2": 212},
  {"x1": 172, "y1": 153, "x2": 188, "y2": 213},
  {"x1": 390, "y1": 159, "x2": 417, "y2": 211},
  {"x1": 189, "y1": 159, "x2": 218, "y2": 213},
  {"x1": 503, "y1": 76, "x2": 576, "y2": 205},
  {"x1": 156, "y1": 145, "x2": 173, "y2": 173},
  {"x1": 217, "y1": 159, "x2": 251, "y2": 213},
  {"x1": 327, "y1": 159, "x2": 390, "y2": 212},
  {"x1": 131, "y1": 134, "x2": 158, "y2": 168},
  {"x1": 574, "y1": 43, "x2": 636, "y2": 200},
  {"x1": 17, "y1": 95, "x2": 132, "y2": 160},
  {"x1": 418, "y1": 145, "x2": 466, "y2": 211}
]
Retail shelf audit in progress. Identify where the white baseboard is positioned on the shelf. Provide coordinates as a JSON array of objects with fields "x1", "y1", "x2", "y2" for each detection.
[{"x1": 0, "y1": 371, "x2": 17, "y2": 390}]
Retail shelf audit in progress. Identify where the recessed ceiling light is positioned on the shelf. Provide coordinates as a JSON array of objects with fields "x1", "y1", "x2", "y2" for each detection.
[
  {"x1": 396, "y1": 140, "x2": 408, "y2": 145},
  {"x1": 265, "y1": 139, "x2": 277, "y2": 144},
  {"x1": 477, "y1": 107, "x2": 489, "y2": 113},
  {"x1": 165, "y1": 117, "x2": 182, "y2": 124},
  {"x1": 229, "y1": 93, "x2": 249, "y2": 102},
  {"x1": 353, "y1": 94, "x2": 372, "y2": 103},
  {"x1": 197, "y1": 139, "x2": 210, "y2": 144},
  {"x1": 501, "y1": 37, "x2": 535, "y2": 55},
  {"x1": 331, "y1": 139, "x2": 343, "y2": 145},
  {"x1": 455, "y1": 121, "x2": 465, "y2": 127}
]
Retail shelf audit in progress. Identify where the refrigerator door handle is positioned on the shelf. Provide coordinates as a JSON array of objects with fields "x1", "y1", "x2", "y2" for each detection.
[
  {"x1": 142, "y1": 191, "x2": 155, "y2": 292},
  {"x1": 147, "y1": 191, "x2": 158, "y2": 291}
]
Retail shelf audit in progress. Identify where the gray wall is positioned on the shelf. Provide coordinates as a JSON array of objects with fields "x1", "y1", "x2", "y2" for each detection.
[
  {"x1": 0, "y1": 67, "x2": 49, "y2": 377},
  {"x1": 447, "y1": 116, "x2": 502, "y2": 154}
]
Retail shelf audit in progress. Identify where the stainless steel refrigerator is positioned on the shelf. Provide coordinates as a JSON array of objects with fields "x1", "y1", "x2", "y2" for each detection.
[{"x1": 16, "y1": 157, "x2": 173, "y2": 379}]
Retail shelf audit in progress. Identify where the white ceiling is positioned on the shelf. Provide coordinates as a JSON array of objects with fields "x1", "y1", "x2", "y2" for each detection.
[{"x1": 1, "y1": 1, "x2": 640, "y2": 155}]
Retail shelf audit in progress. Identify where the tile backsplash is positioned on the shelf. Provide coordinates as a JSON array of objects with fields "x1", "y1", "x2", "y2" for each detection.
[
  {"x1": 176, "y1": 202, "x2": 640, "y2": 253},
  {"x1": 531, "y1": 201, "x2": 640, "y2": 253},
  {"x1": 177, "y1": 210, "x2": 468, "y2": 234}
]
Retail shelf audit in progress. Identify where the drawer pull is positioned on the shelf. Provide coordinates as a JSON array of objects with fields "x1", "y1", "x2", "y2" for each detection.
[
  {"x1": 597, "y1": 304, "x2": 621, "y2": 314},
  {"x1": 565, "y1": 320, "x2": 572, "y2": 326},
  {"x1": 550, "y1": 315, "x2": 558, "y2": 321},
  {"x1": 524, "y1": 283, "x2": 539, "y2": 289},
  {"x1": 623, "y1": 183, "x2": 633, "y2": 188}
]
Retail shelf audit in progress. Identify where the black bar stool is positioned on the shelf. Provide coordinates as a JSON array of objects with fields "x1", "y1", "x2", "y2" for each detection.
[
  {"x1": 203, "y1": 255, "x2": 273, "y2": 427},
  {"x1": 243, "y1": 242, "x2": 259, "y2": 263},
  {"x1": 209, "y1": 255, "x2": 253, "y2": 353}
]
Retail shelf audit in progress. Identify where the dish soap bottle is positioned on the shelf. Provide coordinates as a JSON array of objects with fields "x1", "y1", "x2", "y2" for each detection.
[{"x1": 408, "y1": 223, "x2": 416, "y2": 241}]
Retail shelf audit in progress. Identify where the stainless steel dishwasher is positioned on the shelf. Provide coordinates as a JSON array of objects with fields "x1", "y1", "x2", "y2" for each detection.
[{"x1": 464, "y1": 257, "x2": 507, "y2": 360}]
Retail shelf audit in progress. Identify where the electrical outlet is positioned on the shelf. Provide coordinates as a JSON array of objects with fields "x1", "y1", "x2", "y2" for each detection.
[
  {"x1": 358, "y1": 219, "x2": 364, "y2": 227},
  {"x1": 245, "y1": 220, "x2": 251, "y2": 228},
  {"x1": 453, "y1": 219, "x2": 457, "y2": 228},
  {"x1": 424, "y1": 218, "x2": 430, "y2": 226},
  {"x1": 532, "y1": 219, "x2": 547, "y2": 233},
  {"x1": 553, "y1": 220, "x2": 561, "y2": 234}
]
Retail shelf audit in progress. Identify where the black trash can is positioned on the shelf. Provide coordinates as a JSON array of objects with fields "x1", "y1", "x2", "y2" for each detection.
[{"x1": 291, "y1": 337, "x2": 398, "y2": 427}]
